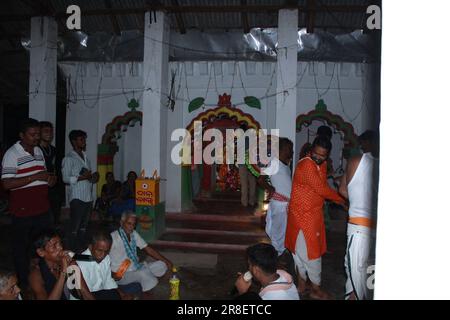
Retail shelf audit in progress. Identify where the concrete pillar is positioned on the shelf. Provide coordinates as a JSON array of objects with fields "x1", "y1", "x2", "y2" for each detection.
[
  {"x1": 276, "y1": 9, "x2": 298, "y2": 158},
  {"x1": 29, "y1": 16, "x2": 57, "y2": 126},
  {"x1": 165, "y1": 63, "x2": 184, "y2": 212},
  {"x1": 362, "y1": 63, "x2": 381, "y2": 132},
  {"x1": 141, "y1": 11, "x2": 170, "y2": 202}
]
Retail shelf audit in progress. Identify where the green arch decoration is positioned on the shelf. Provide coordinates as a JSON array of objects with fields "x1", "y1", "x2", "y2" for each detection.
[
  {"x1": 296, "y1": 99, "x2": 359, "y2": 159},
  {"x1": 97, "y1": 110, "x2": 142, "y2": 196}
]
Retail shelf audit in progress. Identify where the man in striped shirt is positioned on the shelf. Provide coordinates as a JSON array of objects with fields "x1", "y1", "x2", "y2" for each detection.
[
  {"x1": 62, "y1": 130, "x2": 99, "y2": 252},
  {"x1": 1, "y1": 118, "x2": 56, "y2": 289}
]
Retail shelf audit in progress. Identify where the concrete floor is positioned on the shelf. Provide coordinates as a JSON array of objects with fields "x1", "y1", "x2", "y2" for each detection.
[{"x1": 0, "y1": 201, "x2": 348, "y2": 300}]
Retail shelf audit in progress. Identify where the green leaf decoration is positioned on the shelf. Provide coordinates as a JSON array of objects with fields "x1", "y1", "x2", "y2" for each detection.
[
  {"x1": 315, "y1": 99, "x2": 327, "y2": 112},
  {"x1": 188, "y1": 97, "x2": 205, "y2": 113},
  {"x1": 128, "y1": 98, "x2": 139, "y2": 111},
  {"x1": 244, "y1": 96, "x2": 261, "y2": 109}
]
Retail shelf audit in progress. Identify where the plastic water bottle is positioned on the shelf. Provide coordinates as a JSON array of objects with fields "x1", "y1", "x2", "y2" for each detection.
[{"x1": 169, "y1": 267, "x2": 180, "y2": 300}]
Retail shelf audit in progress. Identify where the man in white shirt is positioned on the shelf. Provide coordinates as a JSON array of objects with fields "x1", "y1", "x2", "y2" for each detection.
[
  {"x1": 234, "y1": 243, "x2": 299, "y2": 300},
  {"x1": 1, "y1": 118, "x2": 56, "y2": 288},
  {"x1": 109, "y1": 212, "x2": 173, "y2": 294},
  {"x1": 339, "y1": 130, "x2": 379, "y2": 300},
  {"x1": 62, "y1": 130, "x2": 99, "y2": 252},
  {"x1": 258, "y1": 137, "x2": 294, "y2": 255},
  {"x1": 71, "y1": 230, "x2": 132, "y2": 300}
]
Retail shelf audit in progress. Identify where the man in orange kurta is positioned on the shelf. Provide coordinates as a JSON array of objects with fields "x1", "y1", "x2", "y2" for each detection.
[{"x1": 285, "y1": 136, "x2": 345, "y2": 299}]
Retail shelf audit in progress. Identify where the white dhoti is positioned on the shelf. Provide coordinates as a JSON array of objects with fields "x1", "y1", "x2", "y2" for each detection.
[
  {"x1": 265, "y1": 200, "x2": 288, "y2": 255},
  {"x1": 344, "y1": 224, "x2": 376, "y2": 300},
  {"x1": 118, "y1": 260, "x2": 168, "y2": 292},
  {"x1": 292, "y1": 230, "x2": 322, "y2": 286}
]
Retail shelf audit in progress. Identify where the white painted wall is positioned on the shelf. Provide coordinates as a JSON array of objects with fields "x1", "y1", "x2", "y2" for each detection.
[
  {"x1": 114, "y1": 124, "x2": 142, "y2": 181},
  {"x1": 295, "y1": 61, "x2": 369, "y2": 167},
  {"x1": 59, "y1": 59, "x2": 378, "y2": 207}
]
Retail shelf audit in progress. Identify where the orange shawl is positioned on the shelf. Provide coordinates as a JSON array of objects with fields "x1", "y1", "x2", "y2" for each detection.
[{"x1": 285, "y1": 157, "x2": 344, "y2": 260}]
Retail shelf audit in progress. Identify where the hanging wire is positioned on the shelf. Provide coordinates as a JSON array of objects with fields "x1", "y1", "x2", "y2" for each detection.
[
  {"x1": 80, "y1": 62, "x2": 104, "y2": 109},
  {"x1": 237, "y1": 62, "x2": 249, "y2": 98},
  {"x1": 312, "y1": 62, "x2": 336, "y2": 100},
  {"x1": 336, "y1": 65, "x2": 366, "y2": 124},
  {"x1": 212, "y1": 62, "x2": 221, "y2": 97}
]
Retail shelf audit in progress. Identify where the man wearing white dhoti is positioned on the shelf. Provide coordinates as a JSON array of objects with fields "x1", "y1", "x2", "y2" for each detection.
[
  {"x1": 109, "y1": 212, "x2": 173, "y2": 293},
  {"x1": 258, "y1": 138, "x2": 293, "y2": 256},
  {"x1": 339, "y1": 130, "x2": 379, "y2": 300}
]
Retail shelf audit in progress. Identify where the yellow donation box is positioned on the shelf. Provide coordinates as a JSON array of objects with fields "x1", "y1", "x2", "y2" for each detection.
[{"x1": 135, "y1": 170, "x2": 160, "y2": 206}]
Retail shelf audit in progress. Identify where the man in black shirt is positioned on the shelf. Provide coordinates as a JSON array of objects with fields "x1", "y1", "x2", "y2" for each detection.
[{"x1": 39, "y1": 122, "x2": 62, "y2": 225}]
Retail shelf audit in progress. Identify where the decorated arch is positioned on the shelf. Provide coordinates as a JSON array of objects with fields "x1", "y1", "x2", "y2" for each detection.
[
  {"x1": 184, "y1": 93, "x2": 264, "y2": 196},
  {"x1": 296, "y1": 99, "x2": 359, "y2": 159},
  {"x1": 97, "y1": 110, "x2": 142, "y2": 196},
  {"x1": 185, "y1": 93, "x2": 261, "y2": 135}
]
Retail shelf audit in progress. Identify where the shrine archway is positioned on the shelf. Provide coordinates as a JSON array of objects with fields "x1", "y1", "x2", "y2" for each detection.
[
  {"x1": 97, "y1": 110, "x2": 142, "y2": 196},
  {"x1": 183, "y1": 94, "x2": 262, "y2": 202},
  {"x1": 296, "y1": 99, "x2": 359, "y2": 172}
]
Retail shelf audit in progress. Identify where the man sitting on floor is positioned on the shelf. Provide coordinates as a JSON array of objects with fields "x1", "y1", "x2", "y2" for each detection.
[
  {"x1": 109, "y1": 211, "x2": 173, "y2": 295},
  {"x1": 234, "y1": 243, "x2": 300, "y2": 300},
  {"x1": 29, "y1": 229, "x2": 92, "y2": 300},
  {"x1": 0, "y1": 269, "x2": 22, "y2": 300},
  {"x1": 70, "y1": 230, "x2": 133, "y2": 300}
]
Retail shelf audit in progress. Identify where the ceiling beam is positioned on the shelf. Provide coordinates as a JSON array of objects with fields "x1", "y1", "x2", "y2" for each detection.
[
  {"x1": 171, "y1": 0, "x2": 186, "y2": 34},
  {"x1": 104, "y1": 0, "x2": 121, "y2": 36}
]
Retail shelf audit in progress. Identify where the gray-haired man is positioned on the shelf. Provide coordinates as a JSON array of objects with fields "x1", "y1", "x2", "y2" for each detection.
[{"x1": 109, "y1": 212, "x2": 173, "y2": 294}]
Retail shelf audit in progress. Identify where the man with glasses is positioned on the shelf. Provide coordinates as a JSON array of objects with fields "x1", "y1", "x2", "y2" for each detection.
[{"x1": 285, "y1": 136, "x2": 347, "y2": 300}]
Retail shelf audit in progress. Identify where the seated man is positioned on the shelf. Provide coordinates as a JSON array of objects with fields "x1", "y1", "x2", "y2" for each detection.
[
  {"x1": 29, "y1": 229, "x2": 92, "y2": 300},
  {"x1": 0, "y1": 269, "x2": 22, "y2": 300},
  {"x1": 70, "y1": 230, "x2": 133, "y2": 300},
  {"x1": 94, "y1": 172, "x2": 122, "y2": 220},
  {"x1": 109, "y1": 211, "x2": 173, "y2": 294},
  {"x1": 121, "y1": 171, "x2": 137, "y2": 200},
  {"x1": 234, "y1": 243, "x2": 300, "y2": 300}
]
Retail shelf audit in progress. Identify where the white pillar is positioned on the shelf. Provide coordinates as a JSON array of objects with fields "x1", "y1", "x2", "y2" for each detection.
[
  {"x1": 276, "y1": 9, "x2": 298, "y2": 156},
  {"x1": 141, "y1": 11, "x2": 170, "y2": 202},
  {"x1": 362, "y1": 63, "x2": 381, "y2": 131},
  {"x1": 165, "y1": 63, "x2": 184, "y2": 212},
  {"x1": 29, "y1": 16, "x2": 57, "y2": 126}
]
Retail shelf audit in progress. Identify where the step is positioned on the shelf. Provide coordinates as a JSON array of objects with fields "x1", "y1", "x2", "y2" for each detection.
[
  {"x1": 160, "y1": 227, "x2": 269, "y2": 245},
  {"x1": 193, "y1": 197, "x2": 241, "y2": 204},
  {"x1": 151, "y1": 240, "x2": 252, "y2": 254},
  {"x1": 166, "y1": 212, "x2": 262, "y2": 224},
  {"x1": 166, "y1": 219, "x2": 264, "y2": 233},
  {"x1": 165, "y1": 227, "x2": 266, "y2": 238}
]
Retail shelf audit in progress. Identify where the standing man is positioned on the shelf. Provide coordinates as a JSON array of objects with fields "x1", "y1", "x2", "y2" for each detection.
[
  {"x1": 285, "y1": 136, "x2": 346, "y2": 299},
  {"x1": 258, "y1": 137, "x2": 293, "y2": 256},
  {"x1": 339, "y1": 130, "x2": 379, "y2": 300},
  {"x1": 39, "y1": 121, "x2": 62, "y2": 226},
  {"x1": 239, "y1": 128, "x2": 256, "y2": 208},
  {"x1": 62, "y1": 130, "x2": 99, "y2": 252},
  {"x1": 1, "y1": 118, "x2": 56, "y2": 288}
]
